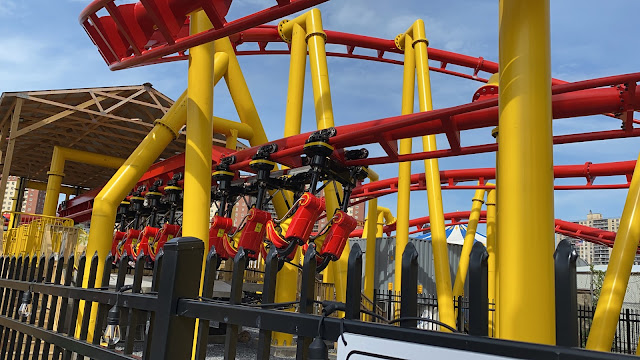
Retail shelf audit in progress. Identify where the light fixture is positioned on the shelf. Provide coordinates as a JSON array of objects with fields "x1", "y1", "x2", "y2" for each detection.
[
  {"x1": 101, "y1": 305, "x2": 121, "y2": 347},
  {"x1": 309, "y1": 313, "x2": 329, "y2": 360},
  {"x1": 18, "y1": 289, "x2": 32, "y2": 318},
  {"x1": 308, "y1": 336, "x2": 328, "y2": 360}
]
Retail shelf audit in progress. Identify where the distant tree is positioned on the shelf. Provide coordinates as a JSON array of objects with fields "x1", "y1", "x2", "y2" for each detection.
[{"x1": 590, "y1": 264, "x2": 606, "y2": 306}]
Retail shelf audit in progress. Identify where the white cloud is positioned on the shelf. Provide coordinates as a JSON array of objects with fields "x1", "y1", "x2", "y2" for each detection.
[{"x1": 0, "y1": 0, "x2": 17, "y2": 16}]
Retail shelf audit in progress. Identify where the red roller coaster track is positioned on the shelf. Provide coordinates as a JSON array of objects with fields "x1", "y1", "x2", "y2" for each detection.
[
  {"x1": 77, "y1": 1, "x2": 640, "y2": 252},
  {"x1": 349, "y1": 211, "x2": 625, "y2": 253},
  {"x1": 80, "y1": 0, "x2": 328, "y2": 70},
  {"x1": 223, "y1": 73, "x2": 639, "y2": 173},
  {"x1": 349, "y1": 160, "x2": 636, "y2": 205}
]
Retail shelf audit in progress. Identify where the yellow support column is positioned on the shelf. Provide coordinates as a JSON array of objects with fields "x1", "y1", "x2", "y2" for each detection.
[
  {"x1": 42, "y1": 147, "x2": 126, "y2": 216},
  {"x1": 363, "y1": 170, "x2": 380, "y2": 302},
  {"x1": 587, "y1": 154, "x2": 640, "y2": 351},
  {"x1": 486, "y1": 187, "x2": 497, "y2": 337},
  {"x1": 83, "y1": 92, "x2": 188, "y2": 339},
  {"x1": 225, "y1": 128, "x2": 238, "y2": 150},
  {"x1": 280, "y1": 8, "x2": 348, "y2": 302},
  {"x1": 271, "y1": 22, "x2": 308, "y2": 346},
  {"x1": 214, "y1": 37, "x2": 288, "y2": 218},
  {"x1": 452, "y1": 188, "x2": 486, "y2": 298},
  {"x1": 284, "y1": 22, "x2": 307, "y2": 138},
  {"x1": 81, "y1": 52, "x2": 229, "y2": 342},
  {"x1": 183, "y1": 10, "x2": 214, "y2": 257},
  {"x1": 184, "y1": 12, "x2": 214, "y2": 358},
  {"x1": 394, "y1": 32, "x2": 415, "y2": 296},
  {"x1": 498, "y1": 0, "x2": 555, "y2": 344},
  {"x1": 410, "y1": 19, "x2": 456, "y2": 330},
  {"x1": 362, "y1": 197, "x2": 377, "y2": 299}
]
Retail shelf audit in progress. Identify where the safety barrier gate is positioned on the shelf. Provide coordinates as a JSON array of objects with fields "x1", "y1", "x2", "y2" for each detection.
[{"x1": 2, "y1": 212, "x2": 76, "y2": 258}]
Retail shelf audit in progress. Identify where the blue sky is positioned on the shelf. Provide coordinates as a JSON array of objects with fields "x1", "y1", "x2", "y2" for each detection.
[{"x1": 0, "y1": 0, "x2": 639, "y2": 226}]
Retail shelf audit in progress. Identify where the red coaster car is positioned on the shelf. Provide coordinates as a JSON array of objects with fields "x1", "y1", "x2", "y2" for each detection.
[
  {"x1": 116, "y1": 228, "x2": 141, "y2": 263},
  {"x1": 304, "y1": 210, "x2": 358, "y2": 271},
  {"x1": 148, "y1": 223, "x2": 181, "y2": 262},
  {"x1": 224, "y1": 208, "x2": 271, "y2": 260},
  {"x1": 111, "y1": 231, "x2": 126, "y2": 260},
  {"x1": 266, "y1": 192, "x2": 324, "y2": 259},
  {"x1": 131, "y1": 226, "x2": 159, "y2": 258},
  {"x1": 209, "y1": 215, "x2": 234, "y2": 260}
]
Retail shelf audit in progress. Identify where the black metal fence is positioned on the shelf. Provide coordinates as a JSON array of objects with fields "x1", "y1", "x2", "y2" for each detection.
[
  {"x1": 0, "y1": 237, "x2": 632, "y2": 359},
  {"x1": 577, "y1": 304, "x2": 640, "y2": 354},
  {"x1": 372, "y1": 291, "x2": 496, "y2": 336}
]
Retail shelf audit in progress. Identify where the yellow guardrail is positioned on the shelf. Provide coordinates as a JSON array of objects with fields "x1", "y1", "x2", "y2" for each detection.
[{"x1": 2, "y1": 212, "x2": 76, "y2": 257}]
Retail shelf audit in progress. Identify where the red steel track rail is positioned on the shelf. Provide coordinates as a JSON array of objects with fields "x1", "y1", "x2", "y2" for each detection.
[
  {"x1": 225, "y1": 73, "x2": 640, "y2": 172},
  {"x1": 350, "y1": 211, "x2": 626, "y2": 253},
  {"x1": 79, "y1": 0, "x2": 328, "y2": 70},
  {"x1": 350, "y1": 161, "x2": 636, "y2": 202}
]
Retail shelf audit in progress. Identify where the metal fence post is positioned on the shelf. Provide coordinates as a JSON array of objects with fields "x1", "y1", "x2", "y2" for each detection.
[
  {"x1": 143, "y1": 250, "x2": 163, "y2": 360},
  {"x1": 346, "y1": 243, "x2": 363, "y2": 320},
  {"x1": 149, "y1": 237, "x2": 204, "y2": 360},
  {"x1": 124, "y1": 253, "x2": 146, "y2": 354},
  {"x1": 554, "y1": 239, "x2": 578, "y2": 347},
  {"x1": 469, "y1": 241, "x2": 489, "y2": 336},
  {"x1": 224, "y1": 247, "x2": 247, "y2": 360},
  {"x1": 626, "y1": 308, "x2": 631, "y2": 354},
  {"x1": 387, "y1": 290, "x2": 392, "y2": 322},
  {"x1": 257, "y1": 247, "x2": 279, "y2": 360},
  {"x1": 456, "y1": 296, "x2": 463, "y2": 332},
  {"x1": 296, "y1": 243, "x2": 317, "y2": 359},
  {"x1": 400, "y1": 242, "x2": 418, "y2": 328},
  {"x1": 195, "y1": 246, "x2": 218, "y2": 360}
]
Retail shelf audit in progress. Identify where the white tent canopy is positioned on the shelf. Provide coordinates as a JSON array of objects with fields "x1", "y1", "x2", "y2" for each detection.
[{"x1": 413, "y1": 224, "x2": 487, "y2": 246}]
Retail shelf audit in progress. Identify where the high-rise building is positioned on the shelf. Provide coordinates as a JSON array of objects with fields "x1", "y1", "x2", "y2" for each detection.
[
  {"x1": 556, "y1": 211, "x2": 629, "y2": 265},
  {"x1": 1, "y1": 176, "x2": 45, "y2": 215}
]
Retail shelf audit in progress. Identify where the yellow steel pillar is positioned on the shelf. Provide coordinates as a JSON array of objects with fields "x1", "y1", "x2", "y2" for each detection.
[
  {"x1": 81, "y1": 51, "x2": 227, "y2": 343},
  {"x1": 270, "y1": 21, "x2": 309, "y2": 346},
  {"x1": 498, "y1": 0, "x2": 555, "y2": 344},
  {"x1": 43, "y1": 158, "x2": 64, "y2": 217},
  {"x1": 408, "y1": 19, "x2": 456, "y2": 330},
  {"x1": 587, "y1": 155, "x2": 640, "y2": 351},
  {"x1": 183, "y1": 10, "x2": 214, "y2": 261},
  {"x1": 280, "y1": 8, "x2": 348, "y2": 302},
  {"x1": 83, "y1": 93, "x2": 187, "y2": 340},
  {"x1": 363, "y1": 170, "x2": 379, "y2": 302},
  {"x1": 214, "y1": 38, "x2": 288, "y2": 218},
  {"x1": 364, "y1": 205, "x2": 396, "y2": 302},
  {"x1": 184, "y1": 12, "x2": 215, "y2": 358},
  {"x1": 452, "y1": 188, "x2": 486, "y2": 298},
  {"x1": 42, "y1": 147, "x2": 126, "y2": 216},
  {"x1": 486, "y1": 187, "x2": 497, "y2": 337},
  {"x1": 394, "y1": 32, "x2": 415, "y2": 296},
  {"x1": 284, "y1": 22, "x2": 307, "y2": 139},
  {"x1": 362, "y1": 198, "x2": 378, "y2": 300},
  {"x1": 225, "y1": 128, "x2": 238, "y2": 150}
]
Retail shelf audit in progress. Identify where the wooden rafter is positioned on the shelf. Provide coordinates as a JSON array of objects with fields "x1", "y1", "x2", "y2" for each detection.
[
  {"x1": 93, "y1": 89, "x2": 165, "y2": 112},
  {"x1": 0, "y1": 84, "x2": 187, "y2": 188},
  {"x1": 25, "y1": 108, "x2": 151, "y2": 135},
  {"x1": 149, "y1": 88, "x2": 174, "y2": 106},
  {"x1": 146, "y1": 88, "x2": 171, "y2": 114},
  {"x1": 19, "y1": 85, "x2": 142, "y2": 97},
  {"x1": 12, "y1": 95, "x2": 111, "y2": 138},
  {"x1": 89, "y1": 91, "x2": 105, "y2": 112},
  {"x1": 101, "y1": 88, "x2": 147, "y2": 114},
  {"x1": 16, "y1": 94, "x2": 153, "y2": 128}
]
